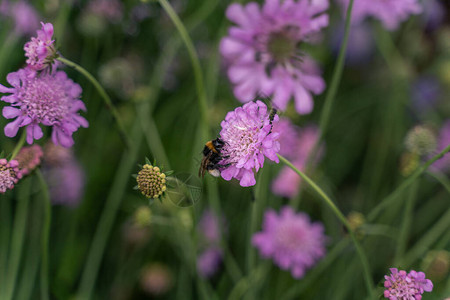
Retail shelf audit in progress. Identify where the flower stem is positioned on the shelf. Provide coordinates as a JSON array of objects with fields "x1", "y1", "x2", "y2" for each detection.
[
  {"x1": 4, "y1": 177, "x2": 31, "y2": 300},
  {"x1": 77, "y1": 121, "x2": 142, "y2": 300},
  {"x1": 36, "y1": 169, "x2": 51, "y2": 300},
  {"x1": 367, "y1": 144, "x2": 450, "y2": 222},
  {"x1": 56, "y1": 56, "x2": 130, "y2": 148},
  {"x1": 157, "y1": 0, "x2": 210, "y2": 141},
  {"x1": 10, "y1": 130, "x2": 27, "y2": 160},
  {"x1": 277, "y1": 154, "x2": 375, "y2": 298},
  {"x1": 318, "y1": 0, "x2": 354, "y2": 136},
  {"x1": 394, "y1": 181, "x2": 418, "y2": 265}
]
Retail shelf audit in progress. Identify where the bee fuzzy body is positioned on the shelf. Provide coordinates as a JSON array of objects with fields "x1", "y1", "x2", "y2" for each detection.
[{"x1": 199, "y1": 138, "x2": 226, "y2": 178}]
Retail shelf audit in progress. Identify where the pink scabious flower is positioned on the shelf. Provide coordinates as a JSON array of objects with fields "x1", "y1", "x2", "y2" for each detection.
[
  {"x1": 42, "y1": 143, "x2": 85, "y2": 207},
  {"x1": 220, "y1": 0, "x2": 328, "y2": 114},
  {"x1": 431, "y1": 120, "x2": 450, "y2": 172},
  {"x1": 0, "y1": 1, "x2": 40, "y2": 36},
  {"x1": 0, "y1": 159, "x2": 22, "y2": 194},
  {"x1": 272, "y1": 121, "x2": 323, "y2": 198},
  {"x1": 252, "y1": 206, "x2": 327, "y2": 278},
  {"x1": 24, "y1": 22, "x2": 57, "y2": 72},
  {"x1": 0, "y1": 68, "x2": 88, "y2": 147},
  {"x1": 196, "y1": 209, "x2": 225, "y2": 278},
  {"x1": 383, "y1": 268, "x2": 433, "y2": 300},
  {"x1": 197, "y1": 247, "x2": 223, "y2": 278},
  {"x1": 219, "y1": 100, "x2": 280, "y2": 187},
  {"x1": 338, "y1": 0, "x2": 422, "y2": 31},
  {"x1": 15, "y1": 145, "x2": 43, "y2": 175}
]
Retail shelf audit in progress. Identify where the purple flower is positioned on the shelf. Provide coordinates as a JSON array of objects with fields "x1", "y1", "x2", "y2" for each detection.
[
  {"x1": 196, "y1": 209, "x2": 225, "y2": 278},
  {"x1": 220, "y1": 0, "x2": 328, "y2": 114},
  {"x1": 219, "y1": 101, "x2": 280, "y2": 187},
  {"x1": 411, "y1": 76, "x2": 441, "y2": 112},
  {"x1": 272, "y1": 123, "x2": 323, "y2": 198},
  {"x1": 87, "y1": 0, "x2": 123, "y2": 23},
  {"x1": 43, "y1": 150, "x2": 85, "y2": 207},
  {"x1": 330, "y1": 22, "x2": 374, "y2": 66},
  {"x1": 431, "y1": 120, "x2": 450, "y2": 172},
  {"x1": 0, "y1": 68, "x2": 88, "y2": 147},
  {"x1": 0, "y1": 159, "x2": 22, "y2": 194},
  {"x1": 252, "y1": 206, "x2": 327, "y2": 278},
  {"x1": 15, "y1": 144, "x2": 43, "y2": 175},
  {"x1": 24, "y1": 22, "x2": 57, "y2": 72},
  {"x1": 421, "y1": 0, "x2": 446, "y2": 31},
  {"x1": 197, "y1": 247, "x2": 223, "y2": 278},
  {"x1": 198, "y1": 209, "x2": 222, "y2": 244},
  {"x1": 0, "y1": 1, "x2": 40, "y2": 36},
  {"x1": 383, "y1": 268, "x2": 433, "y2": 300},
  {"x1": 338, "y1": 0, "x2": 422, "y2": 31}
]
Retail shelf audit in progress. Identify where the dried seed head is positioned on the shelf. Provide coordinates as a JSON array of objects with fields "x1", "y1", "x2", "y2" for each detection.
[
  {"x1": 136, "y1": 164, "x2": 167, "y2": 199},
  {"x1": 405, "y1": 125, "x2": 437, "y2": 155}
]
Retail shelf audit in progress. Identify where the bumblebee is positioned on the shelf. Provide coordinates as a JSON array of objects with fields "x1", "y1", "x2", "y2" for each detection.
[{"x1": 199, "y1": 138, "x2": 225, "y2": 178}]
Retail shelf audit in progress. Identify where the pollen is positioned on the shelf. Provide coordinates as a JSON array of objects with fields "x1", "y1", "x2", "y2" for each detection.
[{"x1": 136, "y1": 164, "x2": 167, "y2": 199}]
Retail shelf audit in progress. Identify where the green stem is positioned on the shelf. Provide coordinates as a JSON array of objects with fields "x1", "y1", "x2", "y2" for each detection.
[
  {"x1": 403, "y1": 207, "x2": 450, "y2": 267},
  {"x1": 10, "y1": 130, "x2": 27, "y2": 160},
  {"x1": 426, "y1": 170, "x2": 450, "y2": 195},
  {"x1": 56, "y1": 56, "x2": 130, "y2": 148},
  {"x1": 0, "y1": 194, "x2": 12, "y2": 298},
  {"x1": 318, "y1": 0, "x2": 354, "y2": 135},
  {"x1": 4, "y1": 178, "x2": 31, "y2": 300},
  {"x1": 368, "y1": 144, "x2": 450, "y2": 222},
  {"x1": 157, "y1": 0, "x2": 210, "y2": 140},
  {"x1": 77, "y1": 121, "x2": 142, "y2": 300},
  {"x1": 394, "y1": 181, "x2": 418, "y2": 265},
  {"x1": 278, "y1": 154, "x2": 375, "y2": 298},
  {"x1": 227, "y1": 263, "x2": 271, "y2": 300},
  {"x1": 36, "y1": 169, "x2": 51, "y2": 300}
]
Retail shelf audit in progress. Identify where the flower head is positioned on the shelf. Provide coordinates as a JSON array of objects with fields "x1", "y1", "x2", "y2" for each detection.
[
  {"x1": 0, "y1": 159, "x2": 22, "y2": 194},
  {"x1": 140, "y1": 264, "x2": 173, "y2": 296},
  {"x1": 252, "y1": 206, "x2": 327, "y2": 279},
  {"x1": 15, "y1": 145, "x2": 43, "y2": 175},
  {"x1": 219, "y1": 100, "x2": 280, "y2": 187},
  {"x1": 271, "y1": 122, "x2": 322, "y2": 198},
  {"x1": 197, "y1": 247, "x2": 223, "y2": 278},
  {"x1": 0, "y1": 68, "x2": 88, "y2": 147},
  {"x1": 338, "y1": 0, "x2": 422, "y2": 31},
  {"x1": 404, "y1": 125, "x2": 437, "y2": 156},
  {"x1": 44, "y1": 159, "x2": 85, "y2": 207},
  {"x1": 0, "y1": 1, "x2": 40, "y2": 36},
  {"x1": 24, "y1": 22, "x2": 57, "y2": 71},
  {"x1": 384, "y1": 268, "x2": 433, "y2": 299},
  {"x1": 136, "y1": 164, "x2": 167, "y2": 199},
  {"x1": 220, "y1": 0, "x2": 328, "y2": 114},
  {"x1": 196, "y1": 209, "x2": 226, "y2": 278}
]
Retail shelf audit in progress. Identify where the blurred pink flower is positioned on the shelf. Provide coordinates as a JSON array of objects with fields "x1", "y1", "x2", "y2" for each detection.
[
  {"x1": 272, "y1": 122, "x2": 323, "y2": 198},
  {"x1": 0, "y1": 1, "x2": 40, "y2": 36},
  {"x1": 252, "y1": 206, "x2": 327, "y2": 278},
  {"x1": 338, "y1": 0, "x2": 422, "y2": 31},
  {"x1": 220, "y1": 0, "x2": 328, "y2": 114},
  {"x1": 15, "y1": 145, "x2": 43, "y2": 175}
]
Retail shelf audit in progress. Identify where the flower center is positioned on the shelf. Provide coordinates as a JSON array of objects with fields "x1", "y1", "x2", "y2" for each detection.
[
  {"x1": 276, "y1": 223, "x2": 304, "y2": 251},
  {"x1": 19, "y1": 76, "x2": 70, "y2": 124},
  {"x1": 267, "y1": 31, "x2": 297, "y2": 62}
]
